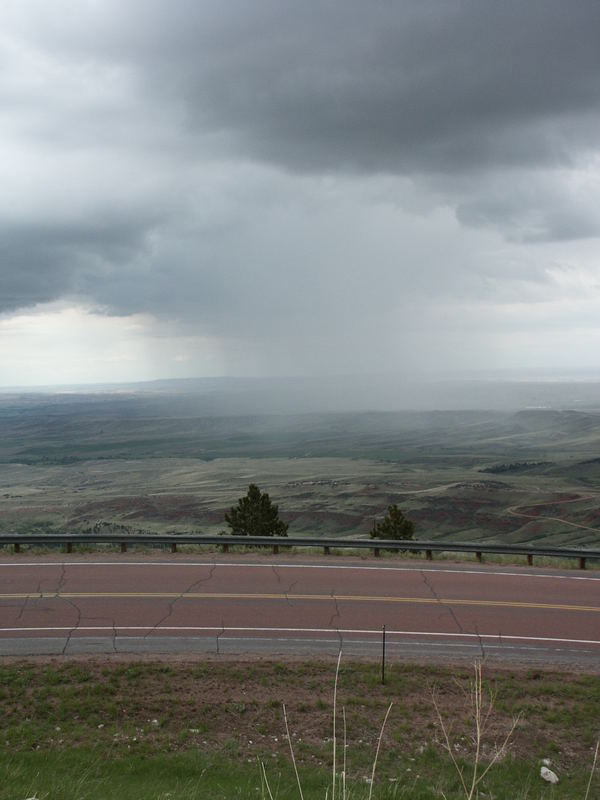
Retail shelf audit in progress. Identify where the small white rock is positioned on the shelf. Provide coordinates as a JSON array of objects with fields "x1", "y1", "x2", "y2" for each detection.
[
  {"x1": 540, "y1": 766, "x2": 559, "y2": 784},
  {"x1": 541, "y1": 757, "x2": 552, "y2": 766}
]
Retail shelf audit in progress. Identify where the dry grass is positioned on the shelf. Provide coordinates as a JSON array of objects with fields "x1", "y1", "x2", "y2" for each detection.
[
  {"x1": 432, "y1": 662, "x2": 521, "y2": 800},
  {"x1": 262, "y1": 658, "x2": 598, "y2": 799}
]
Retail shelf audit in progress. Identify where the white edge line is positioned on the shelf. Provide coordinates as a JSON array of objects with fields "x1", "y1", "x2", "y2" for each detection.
[
  {"x1": 0, "y1": 560, "x2": 598, "y2": 581},
  {"x1": 214, "y1": 639, "x2": 595, "y2": 655},
  {"x1": 0, "y1": 625, "x2": 599, "y2": 646}
]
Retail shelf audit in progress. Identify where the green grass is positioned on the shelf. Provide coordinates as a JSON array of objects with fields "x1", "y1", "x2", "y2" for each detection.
[
  {"x1": 1, "y1": 750, "x2": 276, "y2": 800},
  {"x1": 0, "y1": 747, "x2": 596, "y2": 799},
  {"x1": 0, "y1": 659, "x2": 598, "y2": 799}
]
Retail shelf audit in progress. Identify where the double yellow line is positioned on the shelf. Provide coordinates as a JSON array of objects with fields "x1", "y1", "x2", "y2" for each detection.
[{"x1": 0, "y1": 591, "x2": 598, "y2": 613}]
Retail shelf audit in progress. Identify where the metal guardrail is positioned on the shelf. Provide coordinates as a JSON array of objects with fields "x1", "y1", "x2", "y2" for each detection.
[{"x1": 1, "y1": 534, "x2": 599, "y2": 568}]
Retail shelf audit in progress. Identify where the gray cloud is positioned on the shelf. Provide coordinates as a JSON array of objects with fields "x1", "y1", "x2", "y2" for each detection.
[
  {"x1": 12, "y1": 1, "x2": 600, "y2": 175},
  {"x1": 0, "y1": 210, "x2": 163, "y2": 313},
  {"x1": 451, "y1": 169, "x2": 600, "y2": 242},
  {"x1": 180, "y1": 0, "x2": 600, "y2": 176},
  {"x1": 1, "y1": 1, "x2": 600, "y2": 380}
]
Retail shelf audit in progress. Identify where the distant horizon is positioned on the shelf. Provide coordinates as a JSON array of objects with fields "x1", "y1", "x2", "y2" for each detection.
[
  {"x1": 3, "y1": 371, "x2": 600, "y2": 416},
  {"x1": 2, "y1": 365, "x2": 600, "y2": 392}
]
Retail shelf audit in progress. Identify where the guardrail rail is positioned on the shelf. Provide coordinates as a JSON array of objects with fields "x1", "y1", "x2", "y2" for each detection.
[{"x1": 1, "y1": 534, "x2": 599, "y2": 568}]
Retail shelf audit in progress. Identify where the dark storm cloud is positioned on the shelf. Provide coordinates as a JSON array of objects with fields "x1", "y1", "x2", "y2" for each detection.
[
  {"x1": 2, "y1": 0, "x2": 600, "y2": 372},
  {"x1": 176, "y1": 0, "x2": 600, "y2": 176},
  {"x1": 12, "y1": 0, "x2": 598, "y2": 245},
  {"x1": 0, "y1": 216, "x2": 160, "y2": 313},
  {"x1": 20, "y1": 0, "x2": 600, "y2": 176}
]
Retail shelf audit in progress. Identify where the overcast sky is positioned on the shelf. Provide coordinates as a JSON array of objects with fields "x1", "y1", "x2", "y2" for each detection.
[{"x1": 1, "y1": 0, "x2": 600, "y2": 386}]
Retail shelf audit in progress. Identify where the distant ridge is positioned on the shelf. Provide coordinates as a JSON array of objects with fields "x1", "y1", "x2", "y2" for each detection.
[{"x1": 2, "y1": 374, "x2": 600, "y2": 414}]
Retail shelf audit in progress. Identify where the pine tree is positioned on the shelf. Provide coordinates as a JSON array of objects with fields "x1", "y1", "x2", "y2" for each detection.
[
  {"x1": 370, "y1": 504, "x2": 414, "y2": 540},
  {"x1": 225, "y1": 484, "x2": 289, "y2": 537}
]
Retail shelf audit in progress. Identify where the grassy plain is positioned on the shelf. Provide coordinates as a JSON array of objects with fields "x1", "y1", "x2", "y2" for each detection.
[
  {"x1": 0, "y1": 658, "x2": 598, "y2": 799},
  {"x1": 1, "y1": 392, "x2": 600, "y2": 548}
]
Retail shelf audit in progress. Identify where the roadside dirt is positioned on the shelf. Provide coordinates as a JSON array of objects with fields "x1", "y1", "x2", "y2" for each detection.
[{"x1": 1, "y1": 657, "x2": 598, "y2": 772}]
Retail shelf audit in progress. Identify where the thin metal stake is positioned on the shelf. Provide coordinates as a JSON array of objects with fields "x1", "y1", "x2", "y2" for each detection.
[{"x1": 381, "y1": 624, "x2": 386, "y2": 685}]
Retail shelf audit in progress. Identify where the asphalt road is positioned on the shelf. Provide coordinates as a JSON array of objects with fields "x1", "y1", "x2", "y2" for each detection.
[{"x1": 0, "y1": 555, "x2": 599, "y2": 666}]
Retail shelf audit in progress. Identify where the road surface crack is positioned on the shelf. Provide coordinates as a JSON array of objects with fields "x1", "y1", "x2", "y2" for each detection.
[
  {"x1": 420, "y1": 570, "x2": 466, "y2": 635},
  {"x1": 72, "y1": 612, "x2": 119, "y2": 652},
  {"x1": 328, "y1": 590, "x2": 343, "y2": 651},
  {"x1": 15, "y1": 577, "x2": 43, "y2": 622},
  {"x1": 473, "y1": 624, "x2": 486, "y2": 661},
  {"x1": 271, "y1": 566, "x2": 297, "y2": 606},
  {"x1": 11, "y1": 566, "x2": 116, "y2": 654},
  {"x1": 216, "y1": 619, "x2": 225, "y2": 655},
  {"x1": 56, "y1": 563, "x2": 82, "y2": 655},
  {"x1": 144, "y1": 561, "x2": 218, "y2": 639}
]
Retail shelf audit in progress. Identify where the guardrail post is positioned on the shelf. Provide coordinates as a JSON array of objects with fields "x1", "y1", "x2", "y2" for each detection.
[
  {"x1": 67, "y1": 542, "x2": 72, "y2": 554},
  {"x1": 426, "y1": 549, "x2": 432, "y2": 561},
  {"x1": 324, "y1": 545, "x2": 330, "y2": 555},
  {"x1": 121, "y1": 542, "x2": 127, "y2": 553},
  {"x1": 171, "y1": 543, "x2": 177, "y2": 553},
  {"x1": 579, "y1": 556, "x2": 586, "y2": 570},
  {"x1": 222, "y1": 543, "x2": 229, "y2": 553},
  {"x1": 527, "y1": 553, "x2": 533, "y2": 566},
  {"x1": 14, "y1": 543, "x2": 20, "y2": 554},
  {"x1": 373, "y1": 547, "x2": 380, "y2": 557},
  {"x1": 476, "y1": 551, "x2": 482, "y2": 563},
  {"x1": 273, "y1": 544, "x2": 279, "y2": 554}
]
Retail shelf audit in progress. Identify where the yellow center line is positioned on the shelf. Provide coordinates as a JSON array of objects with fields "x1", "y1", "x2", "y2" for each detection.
[{"x1": 0, "y1": 591, "x2": 597, "y2": 613}]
